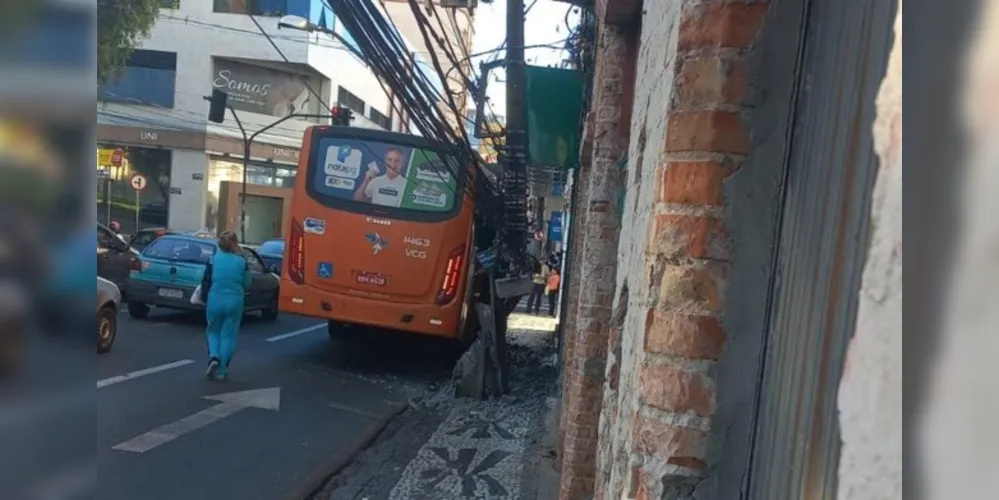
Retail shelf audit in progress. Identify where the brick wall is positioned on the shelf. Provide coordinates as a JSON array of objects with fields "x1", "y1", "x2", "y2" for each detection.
[
  {"x1": 556, "y1": 0, "x2": 772, "y2": 498},
  {"x1": 626, "y1": 2, "x2": 768, "y2": 497},
  {"x1": 557, "y1": 21, "x2": 634, "y2": 500}
]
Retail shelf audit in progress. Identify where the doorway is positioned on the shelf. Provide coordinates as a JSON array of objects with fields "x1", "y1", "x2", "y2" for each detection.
[{"x1": 243, "y1": 195, "x2": 283, "y2": 245}]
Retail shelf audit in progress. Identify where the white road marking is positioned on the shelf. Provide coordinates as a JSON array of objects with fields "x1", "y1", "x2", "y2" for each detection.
[
  {"x1": 265, "y1": 323, "x2": 325, "y2": 342},
  {"x1": 97, "y1": 359, "x2": 195, "y2": 389},
  {"x1": 112, "y1": 387, "x2": 281, "y2": 453}
]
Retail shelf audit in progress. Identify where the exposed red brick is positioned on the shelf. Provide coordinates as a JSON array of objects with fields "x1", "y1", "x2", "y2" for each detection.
[
  {"x1": 640, "y1": 364, "x2": 715, "y2": 416},
  {"x1": 674, "y1": 57, "x2": 750, "y2": 108},
  {"x1": 665, "y1": 110, "x2": 749, "y2": 154},
  {"x1": 657, "y1": 160, "x2": 733, "y2": 206},
  {"x1": 632, "y1": 415, "x2": 710, "y2": 463},
  {"x1": 630, "y1": 465, "x2": 649, "y2": 500},
  {"x1": 654, "y1": 264, "x2": 727, "y2": 313},
  {"x1": 650, "y1": 215, "x2": 730, "y2": 261},
  {"x1": 678, "y1": 2, "x2": 769, "y2": 50},
  {"x1": 645, "y1": 311, "x2": 727, "y2": 359},
  {"x1": 559, "y1": 470, "x2": 596, "y2": 500}
]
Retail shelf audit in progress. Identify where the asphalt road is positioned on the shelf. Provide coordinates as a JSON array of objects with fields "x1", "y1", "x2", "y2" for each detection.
[{"x1": 88, "y1": 307, "x2": 458, "y2": 500}]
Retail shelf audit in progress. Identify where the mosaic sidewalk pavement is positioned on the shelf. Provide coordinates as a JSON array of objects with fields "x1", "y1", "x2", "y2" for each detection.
[{"x1": 387, "y1": 397, "x2": 542, "y2": 499}]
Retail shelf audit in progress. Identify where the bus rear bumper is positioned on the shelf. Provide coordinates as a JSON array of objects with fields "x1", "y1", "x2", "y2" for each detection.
[{"x1": 278, "y1": 285, "x2": 464, "y2": 339}]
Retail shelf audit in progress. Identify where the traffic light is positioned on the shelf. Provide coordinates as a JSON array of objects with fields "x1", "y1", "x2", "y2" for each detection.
[
  {"x1": 208, "y1": 89, "x2": 228, "y2": 124},
  {"x1": 331, "y1": 106, "x2": 354, "y2": 126}
]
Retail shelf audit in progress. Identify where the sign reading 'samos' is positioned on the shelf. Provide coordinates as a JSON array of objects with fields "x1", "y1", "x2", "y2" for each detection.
[{"x1": 212, "y1": 59, "x2": 319, "y2": 118}]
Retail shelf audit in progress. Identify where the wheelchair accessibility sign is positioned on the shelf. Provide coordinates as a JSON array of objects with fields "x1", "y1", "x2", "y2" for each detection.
[
  {"x1": 317, "y1": 262, "x2": 334, "y2": 279},
  {"x1": 316, "y1": 262, "x2": 333, "y2": 279}
]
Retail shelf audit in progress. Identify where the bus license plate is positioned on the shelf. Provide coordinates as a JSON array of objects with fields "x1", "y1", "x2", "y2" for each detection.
[
  {"x1": 159, "y1": 288, "x2": 184, "y2": 299},
  {"x1": 355, "y1": 272, "x2": 387, "y2": 286}
]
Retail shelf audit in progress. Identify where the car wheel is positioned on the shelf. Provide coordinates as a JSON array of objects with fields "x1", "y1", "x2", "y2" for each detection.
[
  {"x1": 127, "y1": 301, "x2": 150, "y2": 319},
  {"x1": 97, "y1": 305, "x2": 117, "y2": 353},
  {"x1": 261, "y1": 293, "x2": 279, "y2": 321}
]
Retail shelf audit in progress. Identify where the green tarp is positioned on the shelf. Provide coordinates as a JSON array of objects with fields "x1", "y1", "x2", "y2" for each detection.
[{"x1": 525, "y1": 65, "x2": 584, "y2": 171}]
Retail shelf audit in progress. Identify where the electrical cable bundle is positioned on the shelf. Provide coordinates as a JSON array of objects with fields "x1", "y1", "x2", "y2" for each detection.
[{"x1": 323, "y1": 0, "x2": 508, "y2": 241}]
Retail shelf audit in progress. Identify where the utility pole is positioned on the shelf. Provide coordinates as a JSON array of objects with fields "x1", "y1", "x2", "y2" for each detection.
[{"x1": 503, "y1": 0, "x2": 528, "y2": 265}]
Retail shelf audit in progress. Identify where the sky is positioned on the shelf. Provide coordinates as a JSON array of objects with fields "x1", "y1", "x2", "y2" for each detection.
[{"x1": 471, "y1": 0, "x2": 581, "y2": 116}]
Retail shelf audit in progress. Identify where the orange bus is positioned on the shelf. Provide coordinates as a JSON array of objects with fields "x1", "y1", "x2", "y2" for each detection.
[{"x1": 279, "y1": 126, "x2": 479, "y2": 342}]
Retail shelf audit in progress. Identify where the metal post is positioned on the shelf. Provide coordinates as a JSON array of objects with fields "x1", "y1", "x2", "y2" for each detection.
[
  {"x1": 504, "y1": 0, "x2": 528, "y2": 265},
  {"x1": 225, "y1": 107, "x2": 249, "y2": 241},
  {"x1": 227, "y1": 109, "x2": 334, "y2": 242},
  {"x1": 135, "y1": 189, "x2": 140, "y2": 234},
  {"x1": 106, "y1": 173, "x2": 112, "y2": 226}
]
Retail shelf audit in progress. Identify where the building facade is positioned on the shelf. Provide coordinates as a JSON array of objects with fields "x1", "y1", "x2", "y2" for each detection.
[
  {"x1": 555, "y1": 0, "x2": 901, "y2": 499},
  {"x1": 381, "y1": 0, "x2": 476, "y2": 134},
  {"x1": 96, "y1": 0, "x2": 451, "y2": 243}
]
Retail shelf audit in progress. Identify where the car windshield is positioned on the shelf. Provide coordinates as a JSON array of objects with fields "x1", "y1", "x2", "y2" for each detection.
[
  {"x1": 257, "y1": 240, "x2": 284, "y2": 255},
  {"x1": 143, "y1": 237, "x2": 215, "y2": 264}
]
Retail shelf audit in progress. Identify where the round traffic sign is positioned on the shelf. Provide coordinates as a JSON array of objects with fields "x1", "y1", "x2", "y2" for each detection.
[{"x1": 130, "y1": 174, "x2": 147, "y2": 191}]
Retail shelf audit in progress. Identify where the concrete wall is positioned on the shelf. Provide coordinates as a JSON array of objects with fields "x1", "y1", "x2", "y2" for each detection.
[{"x1": 836, "y1": 3, "x2": 901, "y2": 498}]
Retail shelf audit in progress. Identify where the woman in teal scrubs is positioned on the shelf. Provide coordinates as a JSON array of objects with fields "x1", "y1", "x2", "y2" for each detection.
[{"x1": 205, "y1": 231, "x2": 251, "y2": 381}]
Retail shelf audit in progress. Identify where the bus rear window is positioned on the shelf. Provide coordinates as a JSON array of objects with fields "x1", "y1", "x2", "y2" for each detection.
[{"x1": 309, "y1": 137, "x2": 459, "y2": 214}]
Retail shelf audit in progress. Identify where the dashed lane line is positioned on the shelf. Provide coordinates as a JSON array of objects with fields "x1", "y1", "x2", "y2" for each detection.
[
  {"x1": 97, "y1": 359, "x2": 195, "y2": 389},
  {"x1": 265, "y1": 323, "x2": 326, "y2": 343}
]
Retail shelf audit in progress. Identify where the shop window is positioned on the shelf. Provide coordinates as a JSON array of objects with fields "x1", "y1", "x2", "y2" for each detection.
[
  {"x1": 99, "y1": 50, "x2": 177, "y2": 108},
  {"x1": 96, "y1": 146, "x2": 172, "y2": 235},
  {"x1": 337, "y1": 87, "x2": 365, "y2": 114},
  {"x1": 368, "y1": 108, "x2": 391, "y2": 130}
]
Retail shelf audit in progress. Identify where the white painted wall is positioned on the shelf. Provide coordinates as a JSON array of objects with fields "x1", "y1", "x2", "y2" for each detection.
[
  {"x1": 167, "y1": 149, "x2": 210, "y2": 230},
  {"x1": 836, "y1": 5, "x2": 901, "y2": 500}
]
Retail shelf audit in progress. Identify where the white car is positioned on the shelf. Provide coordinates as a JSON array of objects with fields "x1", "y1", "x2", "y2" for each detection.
[{"x1": 97, "y1": 276, "x2": 121, "y2": 353}]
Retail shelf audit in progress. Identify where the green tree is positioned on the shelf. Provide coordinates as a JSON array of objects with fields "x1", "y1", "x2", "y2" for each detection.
[{"x1": 97, "y1": 0, "x2": 161, "y2": 85}]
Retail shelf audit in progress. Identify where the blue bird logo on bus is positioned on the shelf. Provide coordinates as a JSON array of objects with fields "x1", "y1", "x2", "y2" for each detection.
[{"x1": 364, "y1": 232, "x2": 388, "y2": 255}]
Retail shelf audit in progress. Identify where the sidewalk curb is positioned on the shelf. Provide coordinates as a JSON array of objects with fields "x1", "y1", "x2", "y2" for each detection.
[{"x1": 284, "y1": 402, "x2": 409, "y2": 500}]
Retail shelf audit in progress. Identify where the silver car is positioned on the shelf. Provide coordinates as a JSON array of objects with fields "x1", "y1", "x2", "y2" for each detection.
[{"x1": 97, "y1": 276, "x2": 121, "y2": 353}]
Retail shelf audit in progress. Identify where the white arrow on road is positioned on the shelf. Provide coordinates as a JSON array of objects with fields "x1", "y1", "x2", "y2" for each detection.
[{"x1": 112, "y1": 387, "x2": 281, "y2": 454}]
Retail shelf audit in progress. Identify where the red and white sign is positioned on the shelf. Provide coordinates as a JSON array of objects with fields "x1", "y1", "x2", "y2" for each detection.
[
  {"x1": 130, "y1": 173, "x2": 147, "y2": 191},
  {"x1": 111, "y1": 148, "x2": 124, "y2": 167}
]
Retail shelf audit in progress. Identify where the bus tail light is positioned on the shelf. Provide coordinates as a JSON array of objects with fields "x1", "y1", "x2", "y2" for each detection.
[
  {"x1": 436, "y1": 245, "x2": 465, "y2": 305},
  {"x1": 287, "y1": 219, "x2": 306, "y2": 285}
]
